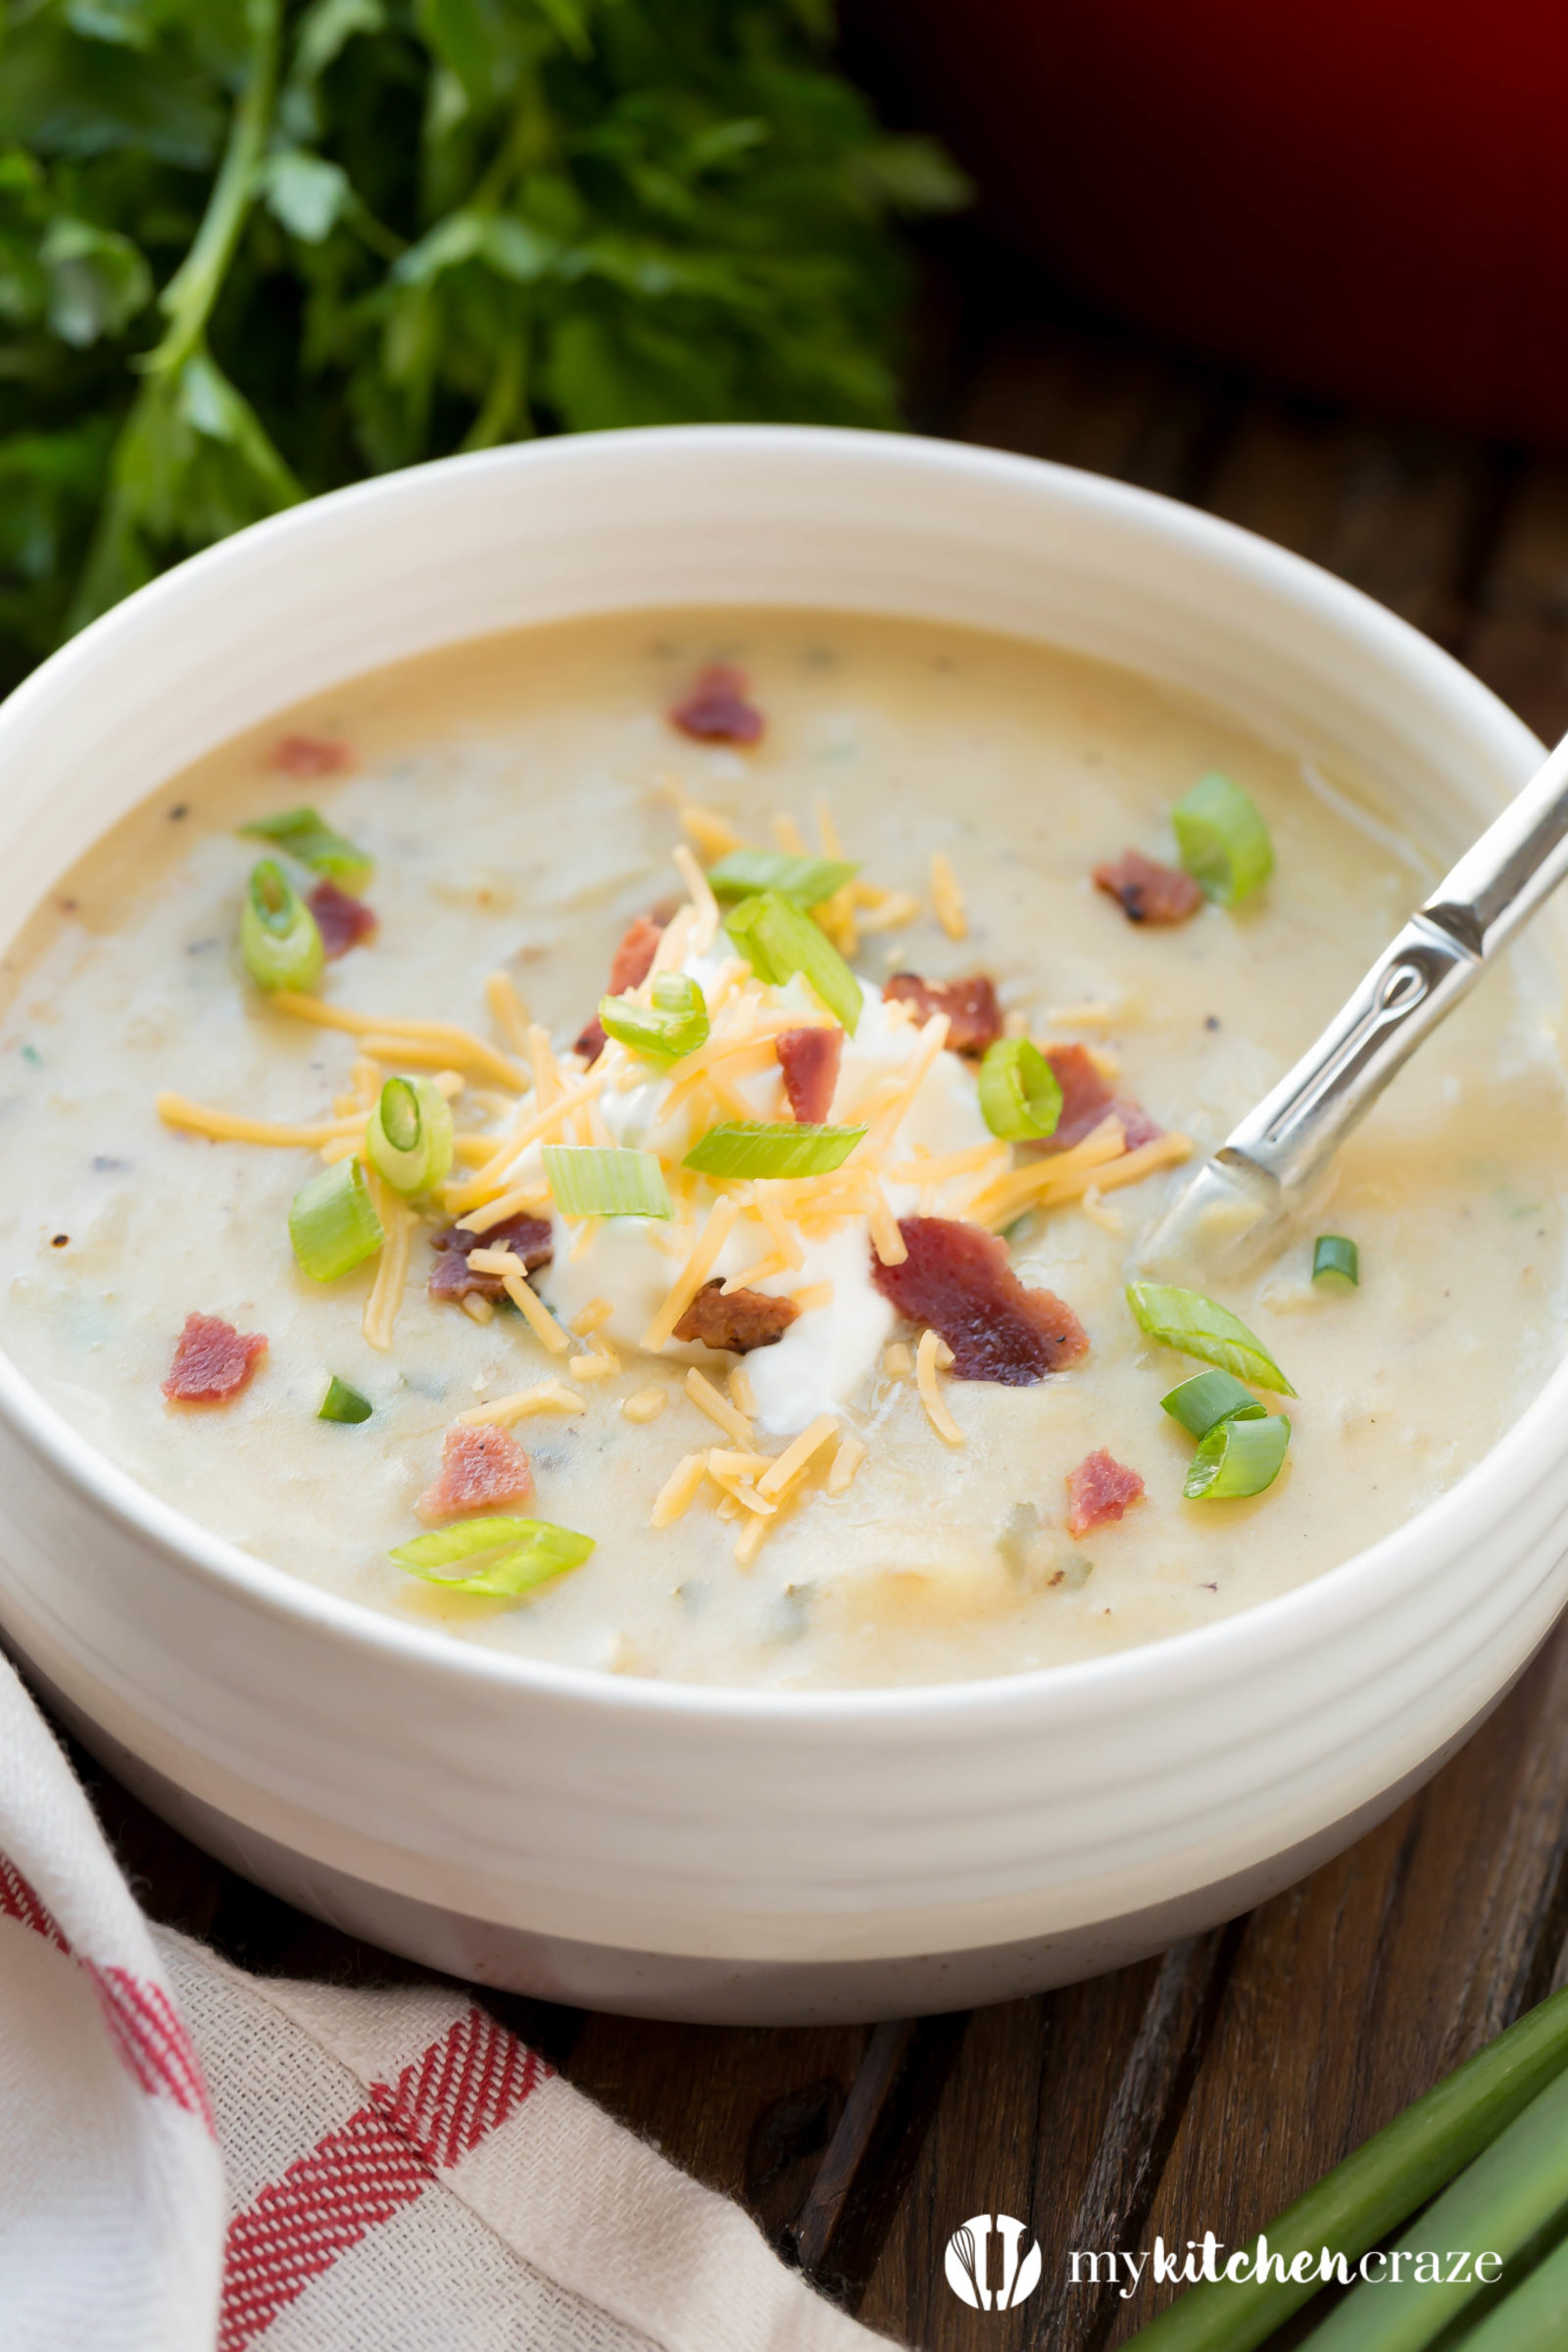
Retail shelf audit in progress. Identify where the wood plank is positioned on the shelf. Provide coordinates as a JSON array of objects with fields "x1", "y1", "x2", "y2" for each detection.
[
  {"x1": 1200, "y1": 401, "x2": 1501, "y2": 647},
  {"x1": 1461, "y1": 455, "x2": 1568, "y2": 745},
  {"x1": 1108, "y1": 1623, "x2": 1568, "y2": 2339},
  {"x1": 953, "y1": 318, "x2": 1227, "y2": 499},
  {"x1": 846, "y1": 1947, "x2": 1203, "y2": 2352},
  {"x1": 563, "y1": 2009, "x2": 876, "y2": 2250}
]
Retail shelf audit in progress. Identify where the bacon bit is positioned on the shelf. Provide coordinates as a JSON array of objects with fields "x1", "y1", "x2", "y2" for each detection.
[
  {"x1": 674, "y1": 1278, "x2": 800, "y2": 1353},
  {"x1": 272, "y1": 734, "x2": 353, "y2": 777},
  {"x1": 610, "y1": 913, "x2": 665, "y2": 994},
  {"x1": 576, "y1": 912, "x2": 667, "y2": 1065},
  {"x1": 871, "y1": 1218, "x2": 1088, "y2": 1385},
  {"x1": 1093, "y1": 849, "x2": 1202, "y2": 926},
  {"x1": 162, "y1": 1313, "x2": 268, "y2": 1404},
  {"x1": 1065, "y1": 1448, "x2": 1146, "y2": 1537},
  {"x1": 670, "y1": 664, "x2": 764, "y2": 745},
  {"x1": 417, "y1": 1423, "x2": 534, "y2": 1523},
  {"x1": 308, "y1": 878, "x2": 377, "y2": 958},
  {"x1": 428, "y1": 1214, "x2": 553, "y2": 1301},
  {"x1": 776, "y1": 1026, "x2": 843, "y2": 1123},
  {"x1": 1038, "y1": 1045, "x2": 1163, "y2": 1155},
  {"x1": 883, "y1": 973, "x2": 1003, "y2": 1059}
]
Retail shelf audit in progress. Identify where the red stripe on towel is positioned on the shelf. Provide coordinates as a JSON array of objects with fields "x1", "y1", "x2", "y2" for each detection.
[
  {"x1": 219, "y1": 2005, "x2": 548, "y2": 2350},
  {"x1": 0, "y1": 1848, "x2": 213, "y2": 2128}
]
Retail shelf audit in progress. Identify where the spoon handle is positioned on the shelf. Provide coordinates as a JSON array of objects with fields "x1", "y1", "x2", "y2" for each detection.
[{"x1": 1220, "y1": 730, "x2": 1568, "y2": 1196}]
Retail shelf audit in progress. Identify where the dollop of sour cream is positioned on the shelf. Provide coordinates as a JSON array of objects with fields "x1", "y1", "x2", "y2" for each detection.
[{"x1": 525, "y1": 964, "x2": 994, "y2": 1436}]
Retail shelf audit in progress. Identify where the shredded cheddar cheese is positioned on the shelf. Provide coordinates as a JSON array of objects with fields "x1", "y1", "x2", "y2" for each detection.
[
  {"x1": 916, "y1": 1327, "x2": 964, "y2": 1446},
  {"x1": 756, "y1": 1412, "x2": 838, "y2": 1500},
  {"x1": 827, "y1": 1433, "x2": 867, "y2": 1494},
  {"x1": 734, "y1": 1509, "x2": 771, "y2": 1566},
  {"x1": 501, "y1": 1270, "x2": 571, "y2": 1354},
  {"x1": 673, "y1": 843, "x2": 720, "y2": 956},
  {"x1": 484, "y1": 971, "x2": 531, "y2": 1056},
  {"x1": 157, "y1": 1094, "x2": 363, "y2": 1149},
  {"x1": 622, "y1": 1388, "x2": 666, "y2": 1422},
  {"x1": 727, "y1": 1364, "x2": 759, "y2": 1418},
  {"x1": 789, "y1": 1281, "x2": 834, "y2": 1314},
  {"x1": 268, "y1": 995, "x2": 527, "y2": 1091},
  {"x1": 678, "y1": 800, "x2": 742, "y2": 861},
  {"x1": 684, "y1": 1365, "x2": 754, "y2": 1446},
  {"x1": 650, "y1": 1452, "x2": 707, "y2": 1528},
  {"x1": 459, "y1": 1385, "x2": 583, "y2": 1426},
  {"x1": 930, "y1": 851, "x2": 966, "y2": 940},
  {"x1": 855, "y1": 887, "x2": 922, "y2": 935},
  {"x1": 363, "y1": 1174, "x2": 415, "y2": 1351}
]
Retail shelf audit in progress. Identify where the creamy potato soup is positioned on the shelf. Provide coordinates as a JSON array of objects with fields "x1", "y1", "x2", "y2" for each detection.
[{"x1": 2, "y1": 612, "x2": 1565, "y2": 1689}]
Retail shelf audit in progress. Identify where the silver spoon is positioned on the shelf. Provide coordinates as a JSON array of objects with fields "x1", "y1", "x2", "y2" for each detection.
[{"x1": 1137, "y1": 726, "x2": 1568, "y2": 1279}]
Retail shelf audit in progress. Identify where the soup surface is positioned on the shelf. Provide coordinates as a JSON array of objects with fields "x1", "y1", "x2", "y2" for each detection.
[{"x1": 1, "y1": 611, "x2": 1564, "y2": 1688}]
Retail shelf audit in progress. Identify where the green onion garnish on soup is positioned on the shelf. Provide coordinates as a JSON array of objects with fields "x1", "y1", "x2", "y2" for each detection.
[
  {"x1": 289, "y1": 1156, "x2": 384, "y2": 1280},
  {"x1": 598, "y1": 971, "x2": 710, "y2": 1063},
  {"x1": 367, "y1": 1075, "x2": 453, "y2": 1196},
  {"x1": 1126, "y1": 1281, "x2": 1296, "y2": 1394},
  {"x1": 977, "y1": 1037, "x2": 1063, "y2": 1142},
  {"x1": 723, "y1": 891, "x2": 862, "y2": 1035},
  {"x1": 318, "y1": 1375, "x2": 372, "y2": 1423},
  {"x1": 1313, "y1": 1233, "x2": 1359, "y2": 1287},
  {"x1": 241, "y1": 806, "x2": 372, "y2": 891},
  {"x1": 1160, "y1": 1368, "x2": 1267, "y2": 1439},
  {"x1": 1171, "y1": 771, "x2": 1274, "y2": 906},
  {"x1": 241, "y1": 859, "x2": 324, "y2": 994},
  {"x1": 705, "y1": 851, "x2": 859, "y2": 906},
  {"x1": 541, "y1": 1145, "x2": 671, "y2": 1219},
  {"x1": 1184, "y1": 1411, "x2": 1291, "y2": 1501},
  {"x1": 683, "y1": 1121, "x2": 866, "y2": 1179},
  {"x1": 390, "y1": 1515, "x2": 595, "y2": 1598}
]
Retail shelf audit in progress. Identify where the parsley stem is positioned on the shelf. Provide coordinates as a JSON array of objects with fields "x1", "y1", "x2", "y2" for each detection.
[{"x1": 150, "y1": 0, "x2": 282, "y2": 377}]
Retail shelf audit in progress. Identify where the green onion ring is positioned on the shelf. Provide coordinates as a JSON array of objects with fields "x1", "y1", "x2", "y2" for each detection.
[
  {"x1": 1184, "y1": 1411, "x2": 1291, "y2": 1501},
  {"x1": 1172, "y1": 771, "x2": 1274, "y2": 906},
  {"x1": 289, "y1": 1155, "x2": 384, "y2": 1281},
  {"x1": 241, "y1": 858, "x2": 324, "y2": 995},
  {"x1": 977, "y1": 1036, "x2": 1063, "y2": 1142}
]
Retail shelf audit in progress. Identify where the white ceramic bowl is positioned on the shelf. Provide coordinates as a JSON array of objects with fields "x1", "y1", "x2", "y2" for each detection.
[{"x1": 1, "y1": 428, "x2": 1565, "y2": 2026}]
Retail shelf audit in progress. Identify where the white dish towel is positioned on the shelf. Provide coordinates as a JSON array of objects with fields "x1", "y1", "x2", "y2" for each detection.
[{"x1": 0, "y1": 1654, "x2": 889, "y2": 2352}]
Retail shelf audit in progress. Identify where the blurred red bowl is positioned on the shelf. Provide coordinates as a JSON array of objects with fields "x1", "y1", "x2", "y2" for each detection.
[{"x1": 855, "y1": 0, "x2": 1568, "y2": 440}]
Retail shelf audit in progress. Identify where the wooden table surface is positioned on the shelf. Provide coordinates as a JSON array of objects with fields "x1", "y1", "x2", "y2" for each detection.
[{"x1": 37, "y1": 241, "x2": 1568, "y2": 2350}]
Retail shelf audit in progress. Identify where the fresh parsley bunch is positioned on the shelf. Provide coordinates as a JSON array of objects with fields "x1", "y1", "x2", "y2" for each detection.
[{"x1": 0, "y1": 0, "x2": 963, "y2": 691}]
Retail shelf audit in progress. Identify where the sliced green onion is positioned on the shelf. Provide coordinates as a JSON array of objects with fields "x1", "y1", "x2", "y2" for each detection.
[
  {"x1": 391, "y1": 1514, "x2": 595, "y2": 1599},
  {"x1": 1171, "y1": 770, "x2": 1273, "y2": 906},
  {"x1": 289, "y1": 1156, "x2": 384, "y2": 1280},
  {"x1": 1160, "y1": 1369, "x2": 1267, "y2": 1439},
  {"x1": 1127, "y1": 1281, "x2": 1296, "y2": 1395},
  {"x1": 977, "y1": 1037, "x2": 1063, "y2": 1142},
  {"x1": 1184, "y1": 1411, "x2": 1291, "y2": 1500},
  {"x1": 1450, "y1": 2231, "x2": 1568, "y2": 2352},
  {"x1": 318, "y1": 1375, "x2": 372, "y2": 1424},
  {"x1": 1299, "y1": 2060, "x2": 1568, "y2": 2350},
  {"x1": 599, "y1": 971, "x2": 710, "y2": 1063},
  {"x1": 241, "y1": 805, "x2": 371, "y2": 889},
  {"x1": 706, "y1": 850, "x2": 859, "y2": 906},
  {"x1": 541, "y1": 1144, "x2": 671, "y2": 1219},
  {"x1": 682, "y1": 1121, "x2": 867, "y2": 1179},
  {"x1": 366, "y1": 1076, "x2": 454, "y2": 1196},
  {"x1": 723, "y1": 891, "x2": 862, "y2": 1035},
  {"x1": 241, "y1": 859, "x2": 324, "y2": 994},
  {"x1": 1123, "y1": 1982, "x2": 1568, "y2": 2352},
  {"x1": 1313, "y1": 1233, "x2": 1360, "y2": 1288}
]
